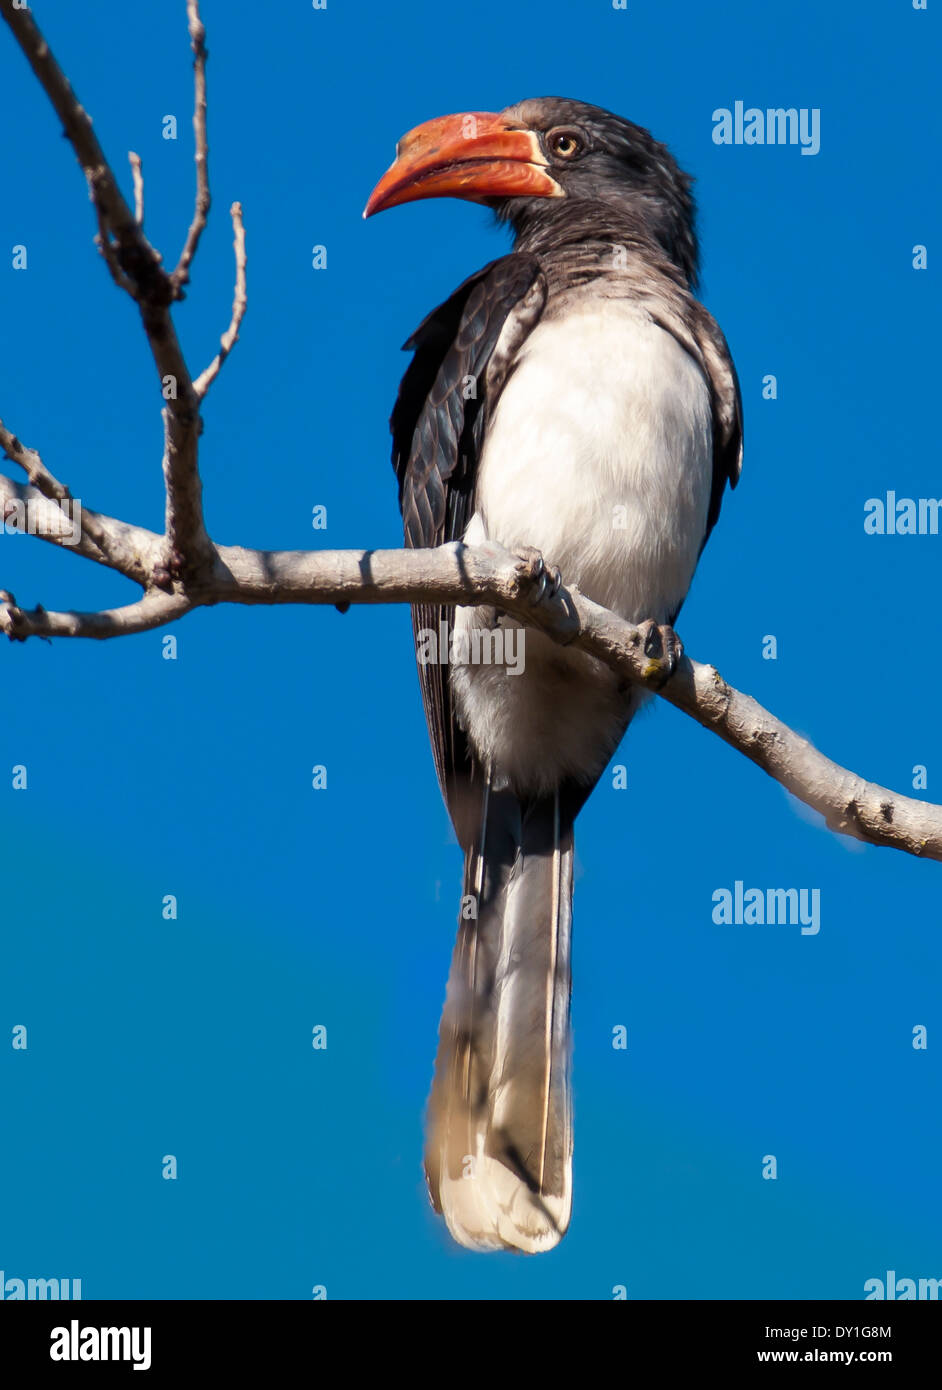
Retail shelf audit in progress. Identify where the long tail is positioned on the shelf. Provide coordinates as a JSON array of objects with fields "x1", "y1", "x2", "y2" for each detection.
[{"x1": 425, "y1": 783, "x2": 574, "y2": 1253}]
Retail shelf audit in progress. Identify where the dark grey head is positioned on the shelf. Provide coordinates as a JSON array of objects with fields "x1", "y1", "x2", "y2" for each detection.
[
  {"x1": 365, "y1": 95, "x2": 699, "y2": 285},
  {"x1": 495, "y1": 98, "x2": 699, "y2": 284}
]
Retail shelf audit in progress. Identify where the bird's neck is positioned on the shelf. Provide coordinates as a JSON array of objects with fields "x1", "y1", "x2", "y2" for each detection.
[{"x1": 504, "y1": 197, "x2": 699, "y2": 290}]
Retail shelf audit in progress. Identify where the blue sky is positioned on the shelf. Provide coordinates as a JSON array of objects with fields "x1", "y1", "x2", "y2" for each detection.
[{"x1": 0, "y1": 0, "x2": 939, "y2": 1299}]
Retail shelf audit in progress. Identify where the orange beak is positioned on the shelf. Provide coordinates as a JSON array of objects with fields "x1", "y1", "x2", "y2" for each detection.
[{"x1": 363, "y1": 111, "x2": 564, "y2": 218}]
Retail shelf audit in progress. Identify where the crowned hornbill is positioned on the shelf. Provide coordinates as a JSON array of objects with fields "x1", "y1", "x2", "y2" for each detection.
[{"x1": 365, "y1": 98, "x2": 742, "y2": 1253}]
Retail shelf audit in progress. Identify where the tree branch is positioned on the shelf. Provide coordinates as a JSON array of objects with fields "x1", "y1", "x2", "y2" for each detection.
[
  {"x1": 171, "y1": 0, "x2": 210, "y2": 293},
  {"x1": 0, "y1": 589, "x2": 192, "y2": 641},
  {"x1": 0, "y1": 422, "x2": 145, "y2": 576},
  {"x1": 1, "y1": 535, "x2": 940, "y2": 862},
  {"x1": 0, "y1": 0, "x2": 160, "y2": 283},
  {"x1": 0, "y1": 0, "x2": 214, "y2": 576},
  {"x1": 194, "y1": 203, "x2": 247, "y2": 398}
]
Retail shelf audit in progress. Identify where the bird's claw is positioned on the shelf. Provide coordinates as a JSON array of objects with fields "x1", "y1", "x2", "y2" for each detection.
[
  {"x1": 638, "y1": 619, "x2": 684, "y2": 686},
  {"x1": 515, "y1": 547, "x2": 563, "y2": 605}
]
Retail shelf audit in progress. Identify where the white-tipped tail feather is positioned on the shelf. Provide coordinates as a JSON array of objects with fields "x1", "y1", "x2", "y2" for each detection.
[{"x1": 425, "y1": 788, "x2": 574, "y2": 1253}]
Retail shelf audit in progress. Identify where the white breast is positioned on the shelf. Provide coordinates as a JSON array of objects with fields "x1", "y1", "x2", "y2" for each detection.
[
  {"x1": 478, "y1": 296, "x2": 713, "y2": 622},
  {"x1": 452, "y1": 296, "x2": 714, "y2": 795}
]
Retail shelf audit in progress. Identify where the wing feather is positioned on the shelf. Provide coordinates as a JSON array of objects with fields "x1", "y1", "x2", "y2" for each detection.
[{"x1": 391, "y1": 255, "x2": 547, "y2": 834}]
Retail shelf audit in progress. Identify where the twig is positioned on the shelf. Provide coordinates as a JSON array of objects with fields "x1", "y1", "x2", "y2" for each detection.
[
  {"x1": 1, "y1": 0, "x2": 214, "y2": 574},
  {"x1": 0, "y1": 421, "x2": 140, "y2": 572},
  {"x1": 1, "y1": 419, "x2": 71, "y2": 503},
  {"x1": 171, "y1": 0, "x2": 210, "y2": 292},
  {"x1": 194, "y1": 203, "x2": 248, "y2": 398},
  {"x1": 93, "y1": 202, "x2": 137, "y2": 296},
  {"x1": 0, "y1": 588, "x2": 192, "y2": 640},
  {"x1": 0, "y1": 2, "x2": 154, "y2": 268},
  {"x1": 0, "y1": 468, "x2": 162, "y2": 580}
]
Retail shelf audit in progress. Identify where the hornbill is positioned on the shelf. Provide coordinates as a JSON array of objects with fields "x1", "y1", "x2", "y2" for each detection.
[{"x1": 365, "y1": 98, "x2": 742, "y2": 1253}]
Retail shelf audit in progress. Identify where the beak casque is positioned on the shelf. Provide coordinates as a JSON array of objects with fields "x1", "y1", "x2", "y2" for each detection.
[{"x1": 363, "y1": 111, "x2": 563, "y2": 218}]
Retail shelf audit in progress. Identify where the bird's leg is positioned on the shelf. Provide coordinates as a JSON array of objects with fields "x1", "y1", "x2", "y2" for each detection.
[{"x1": 637, "y1": 618, "x2": 684, "y2": 686}]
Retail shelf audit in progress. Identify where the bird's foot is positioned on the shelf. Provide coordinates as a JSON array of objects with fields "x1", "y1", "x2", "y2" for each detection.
[
  {"x1": 637, "y1": 619, "x2": 684, "y2": 686},
  {"x1": 514, "y1": 546, "x2": 563, "y2": 605}
]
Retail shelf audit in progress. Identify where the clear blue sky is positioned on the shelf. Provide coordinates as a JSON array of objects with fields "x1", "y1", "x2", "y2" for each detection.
[{"x1": 1, "y1": 0, "x2": 939, "y2": 1299}]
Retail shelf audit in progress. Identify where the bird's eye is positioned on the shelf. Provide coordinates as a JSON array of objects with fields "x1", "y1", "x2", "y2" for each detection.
[{"x1": 547, "y1": 128, "x2": 584, "y2": 159}]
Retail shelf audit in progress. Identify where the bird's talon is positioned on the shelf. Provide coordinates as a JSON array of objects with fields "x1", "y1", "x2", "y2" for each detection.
[
  {"x1": 638, "y1": 619, "x2": 683, "y2": 685},
  {"x1": 515, "y1": 547, "x2": 565, "y2": 606}
]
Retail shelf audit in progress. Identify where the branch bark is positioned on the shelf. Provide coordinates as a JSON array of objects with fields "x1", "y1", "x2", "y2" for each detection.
[
  {"x1": 0, "y1": 0, "x2": 216, "y2": 576},
  {"x1": 2, "y1": 0, "x2": 940, "y2": 869},
  {"x1": 194, "y1": 203, "x2": 248, "y2": 398},
  {"x1": 1, "y1": 524, "x2": 940, "y2": 862},
  {"x1": 170, "y1": 0, "x2": 210, "y2": 293}
]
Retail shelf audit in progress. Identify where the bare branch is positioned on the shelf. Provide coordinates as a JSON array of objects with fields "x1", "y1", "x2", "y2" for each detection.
[
  {"x1": 194, "y1": 203, "x2": 248, "y2": 398},
  {"x1": 1, "y1": 478, "x2": 103, "y2": 570},
  {"x1": 0, "y1": 420, "x2": 136, "y2": 568},
  {"x1": 202, "y1": 541, "x2": 942, "y2": 863},
  {"x1": 93, "y1": 202, "x2": 138, "y2": 297},
  {"x1": 129, "y1": 151, "x2": 144, "y2": 225},
  {"x1": 171, "y1": 0, "x2": 210, "y2": 292},
  {"x1": 0, "y1": 0, "x2": 159, "y2": 282},
  {"x1": 2, "y1": 0, "x2": 213, "y2": 575},
  {"x1": 158, "y1": 403, "x2": 205, "y2": 573},
  {"x1": 2, "y1": 533, "x2": 940, "y2": 862},
  {"x1": 0, "y1": 469, "x2": 160, "y2": 583},
  {"x1": 1, "y1": 418, "x2": 71, "y2": 503},
  {"x1": 0, "y1": 588, "x2": 192, "y2": 641}
]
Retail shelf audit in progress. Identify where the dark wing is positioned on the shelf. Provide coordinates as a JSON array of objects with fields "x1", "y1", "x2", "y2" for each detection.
[
  {"x1": 390, "y1": 253, "x2": 546, "y2": 835},
  {"x1": 634, "y1": 278, "x2": 743, "y2": 552},
  {"x1": 689, "y1": 302, "x2": 743, "y2": 548}
]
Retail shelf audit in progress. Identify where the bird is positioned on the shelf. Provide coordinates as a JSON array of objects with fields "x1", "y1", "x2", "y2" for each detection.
[{"x1": 364, "y1": 98, "x2": 742, "y2": 1254}]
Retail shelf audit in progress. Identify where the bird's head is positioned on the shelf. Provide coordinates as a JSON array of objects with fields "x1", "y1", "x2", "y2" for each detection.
[{"x1": 364, "y1": 97, "x2": 698, "y2": 284}]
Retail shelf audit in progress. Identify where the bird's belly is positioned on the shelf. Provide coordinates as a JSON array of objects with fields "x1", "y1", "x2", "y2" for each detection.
[{"x1": 452, "y1": 301, "x2": 713, "y2": 794}]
